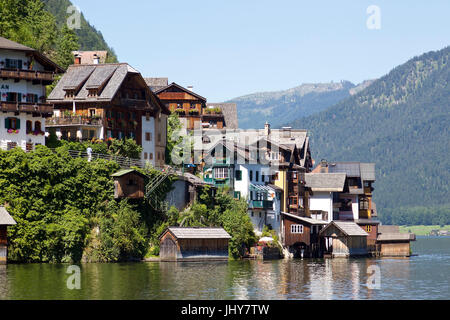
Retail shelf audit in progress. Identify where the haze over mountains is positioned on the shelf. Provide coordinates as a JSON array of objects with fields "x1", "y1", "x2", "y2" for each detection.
[{"x1": 227, "y1": 80, "x2": 375, "y2": 129}]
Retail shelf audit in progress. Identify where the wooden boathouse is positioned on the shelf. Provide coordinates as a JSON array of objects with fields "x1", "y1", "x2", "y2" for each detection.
[
  {"x1": 0, "y1": 207, "x2": 17, "y2": 265},
  {"x1": 320, "y1": 221, "x2": 369, "y2": 258},
  {"x1": 159, "y1": 227, "x2": 231, "y2": 261},
  {"x1": 377, "y1": 225, "x2": 416, "y2": 257}
]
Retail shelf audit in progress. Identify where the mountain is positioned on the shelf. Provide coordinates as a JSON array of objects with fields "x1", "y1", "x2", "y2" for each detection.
[
  {"x1": 285, "y1": 47, "x2": 450, "y2": 225},
  {"x1": 227, "y1": 80, "x2": 374, "y2": 129},
  {"x1": 42, "y1": 0, "x2": 118, "y2": 62}
]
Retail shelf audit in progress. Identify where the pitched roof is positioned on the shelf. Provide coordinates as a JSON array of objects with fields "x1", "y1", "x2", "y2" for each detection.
[
  {"x1": 72, "y1": 51, "x2": 108, "y2": 64},
  {"x1": 360, "y1": 163, "x2": 376, "y2": 182},
  {"x1": 328, "y1": 162, "x2": 361, "y2": 177},
  {"x1": 281, "y1": 212, "x2": 328, "y2": 225},
  {"x1": 0, "y1": 36, "x2": 64, "y2": 72},
  {"x1": 145, "y1": 77, "x2": 169, "y2": 92},
  {"x1": 377, "y1": 233, "x2": 416, "y2": 242},
  {"x1": 0, "y1": 207, "x2": 17, "y2": 226},
  {"x1": 163, "y1": 227, "x2": 232, "y2": 239},
  {"x1": 206, "y1": 103, "x2": 238, "y2": 129},
  {"x1": 155, "y1": 82, "x2": 207, "y2": 102},
  {"x1": 111, "y1": 169, "x2": 147, "y2": 178},
  {"x1": 305, "y1": 173, "x2": 346, "y2": 192},
  {"x1": 321, "y1": 221, "x2": 369, "y2": 236},
  {"x1": 177, "y1": 173, "x2": 213, "y2": 186}
]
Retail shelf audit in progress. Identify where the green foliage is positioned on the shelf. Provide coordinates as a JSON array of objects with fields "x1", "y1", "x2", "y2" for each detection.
[
  {"x1": 286, "y1": 46, "x2": 450, "y2": 224},
  {"x1": 55, "y1": 23, "x2": 79, "y2": 69},
  {"x1": 94, "y1": 200, "x2": 148, "y2": 262},
  {"x1": 42, "y1": 0, "x2": 118, "y2": 62},
  {"x1": 108, "y1": 138, "x2": 143, "y2": 159},
  {"x1": 166, "y1": 112, "x2": 192, "y2": 165}
]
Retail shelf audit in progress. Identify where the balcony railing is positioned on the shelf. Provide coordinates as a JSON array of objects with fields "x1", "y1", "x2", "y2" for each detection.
[
  {"x1": 0, "y1": 101, "x2": 53, "y2": 114},
  {"x1": 248, "y1": 200, "x2": 273, "y2": 210},
  {"x1": 0, "y1": 68, "x2": 55, "y2": 82},
  {"x1": 46, "y1": 116, "x2": 103, "y2": 127},
  {"x1": 120, "y1": 98, "x2": 149, "y2": 109}
]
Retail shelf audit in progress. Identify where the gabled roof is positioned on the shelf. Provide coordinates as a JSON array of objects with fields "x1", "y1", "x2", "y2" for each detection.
[
  {"x1": 377, "y1": 233, "x2": 416, "y2": 242},
  {"x1": 155, "y1": 82, "x2": 207, "y2": 102},
  {"x1": 145, "y1": 77, "x2": 169, "y2": 92},
  {"x1": 281, "y1": 212, "x2": 328, "y2": 225},
  {"x1": 0, "y1": 36, "x2": 64, "y2": 73},
  {"x1": 305, "y1": 173, "x2": 347, "y2": 192},
  {"x1": 111, "y1": 169, "x2": 147, "y2": 179},
  {"x1": 320, "y1": 221, "x2": 369, "y2": 237},
  {"x1": 328, "y1": 162, "x2": 361, "y2": 177},
  {"x1": 160, "y1": 227, "x2": 232, "y2": 240},
  {"x1": 0, "y1": 207, "x2": 17, "y2": 226},
  {"x1": 206, "y1": 103, "x2": 238, "y2": 129}
]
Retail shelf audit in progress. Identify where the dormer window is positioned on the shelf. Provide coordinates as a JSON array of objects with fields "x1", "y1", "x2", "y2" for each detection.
[
  {"x1": 88, "y1": 89, "x2": 98, "y2": 97},
  {"x1": 65, "y1": 90, "x2": 75, "y2": 98}
]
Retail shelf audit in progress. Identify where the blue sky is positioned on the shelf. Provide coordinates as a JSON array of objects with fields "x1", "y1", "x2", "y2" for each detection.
[{"x1": 71, "y1": 0, "x2": 450, "y2": 102}]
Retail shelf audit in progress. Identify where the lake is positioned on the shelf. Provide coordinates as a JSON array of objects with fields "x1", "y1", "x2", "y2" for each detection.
[{"x1": 0, "y1": 237, "x2": 449, "y2": 300}]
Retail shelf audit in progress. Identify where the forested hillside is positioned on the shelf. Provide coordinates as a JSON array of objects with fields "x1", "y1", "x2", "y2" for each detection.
[
  {"x1": 42, "y1": 0, "x2": 118, "y2": 62},
  {"x1": 286, "y1": 47, "x2": 450, "y2": 225},
  {"x1": 228, "y1": 80, "x2": 374, "y2": 129}
]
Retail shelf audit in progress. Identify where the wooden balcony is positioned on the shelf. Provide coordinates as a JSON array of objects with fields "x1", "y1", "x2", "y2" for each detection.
[
  {"x1": 120, "y1": 98, "x2": 149, "y2": 109},
  {"x1": 0, "y1": 68, "x2": 55, "y2": 82},
  {"x1": 46, "y1": 116, "x2": 103, "y2": 127},
  {"x1": 0, "y1": 101, "x2": 53, "y2": 114},
  {"x1": 249, "y1": 200, "x2": 273, "y2": 210}
]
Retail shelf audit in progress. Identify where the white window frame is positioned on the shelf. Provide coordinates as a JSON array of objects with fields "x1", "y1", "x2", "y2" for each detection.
[
  {"x1": 291, "y1": 224, "x2": 303, "y2": 234},
  {"x1": 214, "y1": 167, "x2": 229, "y2": 179}
]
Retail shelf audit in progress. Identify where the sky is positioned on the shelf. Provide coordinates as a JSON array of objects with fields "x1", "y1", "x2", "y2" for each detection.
[{"x1": 70, "y1": 0, "x2": 450, "y2": 102}]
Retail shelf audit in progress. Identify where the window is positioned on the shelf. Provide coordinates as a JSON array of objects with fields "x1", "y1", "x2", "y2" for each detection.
[
  {"x1": 291, "y1": 225, "x2": 303, "y2": 234},
  {"x1": 144, "y1": 153, "x2": 148, "y2": 160},
  {"x1": 250, "y1": 170, "x2": 253, "y2": 181},
  {"x1": 5, "y1": 59, "x2": 22, "y2": 69},
  {"x1": 234, "y1": 191, "x2": 241, "y2": 200},
  {"x1": 145, "y1": 132, "x2": 152, "y2": 141},
  {"x1": 235, "y1": 170, "x2": 242, "y2": 181},
  {"x1": 214, "y1": 167, "x2": 229, "y2": 179},
  {"x1": 256, "y1": 171, "x2": 259, "y2": 182},
  {"x1": 149, "y1": 153, "x2": 153, "y2": 160},
  {"x1": 5, "y1": 117, "x2": 20, "y2": 130},
  {"x1": 7, "y1": 142, "x2": 17, "y2": 150},
  {"x1": 271, "y1": 152, "x2": 279, "y2": 160},
  {"x1": 273, "y1": 172, "x2": 279, "y2": 181},
  {"x1": 26, "y1": 120, "x2": 32, "y2": 134},
  {"x1": 290, "y1": 197, "x2": 298, "y2": 206},
  {"x1": 158, "y1": 133, "x2": 161, "y2": 142},
  {"x1": 366, "y1": 225, "x2": 372, "y2": 233},
  {"x1": 360, "y1": 198, "x2": 369, "y2": 210}
]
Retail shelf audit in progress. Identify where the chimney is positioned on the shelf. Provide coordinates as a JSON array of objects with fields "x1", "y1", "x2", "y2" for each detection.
[
  {"x1": 282, "y1": 127, "x2": 292, "y2": 138},
  {"x1": 264, "y1": 121, "x2": 271, "y2": 136},
  {"x1": 74, "y1": 53, "x2": 82, "y2": 65},
  {"x1": 187, "y1": 85, "x2": 194, "y2": 91},
  {"x1": 93, "y1": 53, "x2": 100, "y2": 65},
  {"x1": 320, "y1": 159, "x2": 328, "y2": 173}
]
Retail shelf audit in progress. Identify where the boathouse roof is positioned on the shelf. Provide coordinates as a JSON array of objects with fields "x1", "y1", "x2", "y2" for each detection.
[
  {"x1": 0, "y1": 207, "x2": 17, "y2": 226},
  {"x1": 160, "y1": 227, "x2": 232, "y2": 240},
  {"x1": 320, "y1": 221, "x2": 369, "y2": 237}
]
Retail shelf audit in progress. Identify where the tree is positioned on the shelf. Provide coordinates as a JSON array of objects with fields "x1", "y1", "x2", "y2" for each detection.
[{"x1": 55, "y1": 23, "x2": 79, "y2": 69}]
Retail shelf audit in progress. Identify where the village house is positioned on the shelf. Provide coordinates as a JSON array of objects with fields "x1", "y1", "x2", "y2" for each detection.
[
  {"x1": 0, "y1": 206, "x2": 17, "y2": 264},
  {"x1": 0, "y1": 37, "x2": 63, "y2": 151},
  {"x1": 145, "y1": 79, "x2": 238, "y2": 132},
  {"x1": 46, "y1": 60, "x2": 170, "y2": 167},
  {"x1": 72, "y1": 51, "x2": 108, "y2": 65},
  {"x1": 159, "y1": 227, "x2": 231, "y2": 261}
]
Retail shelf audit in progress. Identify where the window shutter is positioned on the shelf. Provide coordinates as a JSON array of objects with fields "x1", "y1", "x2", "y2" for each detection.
[
  {"x1": 18, "y1": 93, "x2": 22, "y2": 102},
  {"x1": 5, "y1": 118, "x2": 10, "y2": 129},
  {"x1": 16, "y1": 118, "x2": 20, "y2": 129},
  {"x1": 18, "y1": 60, "x2": 23, "y2": 70}
]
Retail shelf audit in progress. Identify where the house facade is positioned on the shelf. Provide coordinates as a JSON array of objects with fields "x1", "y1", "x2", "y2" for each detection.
[
  {"x1": 46, "y1": 62, "x2": 169, "y2": 167},
  {"x1": 0, "y1": 37, "x2": 63, "y2": 151}
]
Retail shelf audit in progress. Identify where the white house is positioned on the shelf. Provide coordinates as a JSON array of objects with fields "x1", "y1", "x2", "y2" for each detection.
[{"x1": 0, "y1": 37, "x2": 63, "y2": 151}]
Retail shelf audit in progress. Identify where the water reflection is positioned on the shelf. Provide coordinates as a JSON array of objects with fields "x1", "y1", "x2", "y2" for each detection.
[{"x1": 0, "y1": 238, "x2": 448, "y2": 300}]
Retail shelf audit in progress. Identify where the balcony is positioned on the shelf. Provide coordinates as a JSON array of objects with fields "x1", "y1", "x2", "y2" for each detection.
[
  {"x1": 248, "y1": 200, "x2": 273, "y2": 210},
  {"x1": 120, "y1": 98, "x2": 149, "y2": 109},
  {"x1": 0, "y1": 101, "x2": 53, "y2": 114},
  {"x1": 46, "y1": 116, "x2": 103, "y2": 127},
  {"x1": 0, "y1": 68, "x2": 55, "y2": 82}
]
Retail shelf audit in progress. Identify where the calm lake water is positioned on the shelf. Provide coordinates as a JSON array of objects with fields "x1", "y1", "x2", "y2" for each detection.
[{"x1": 0, "y1": 237, "x2": 449, "y2": 300}]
